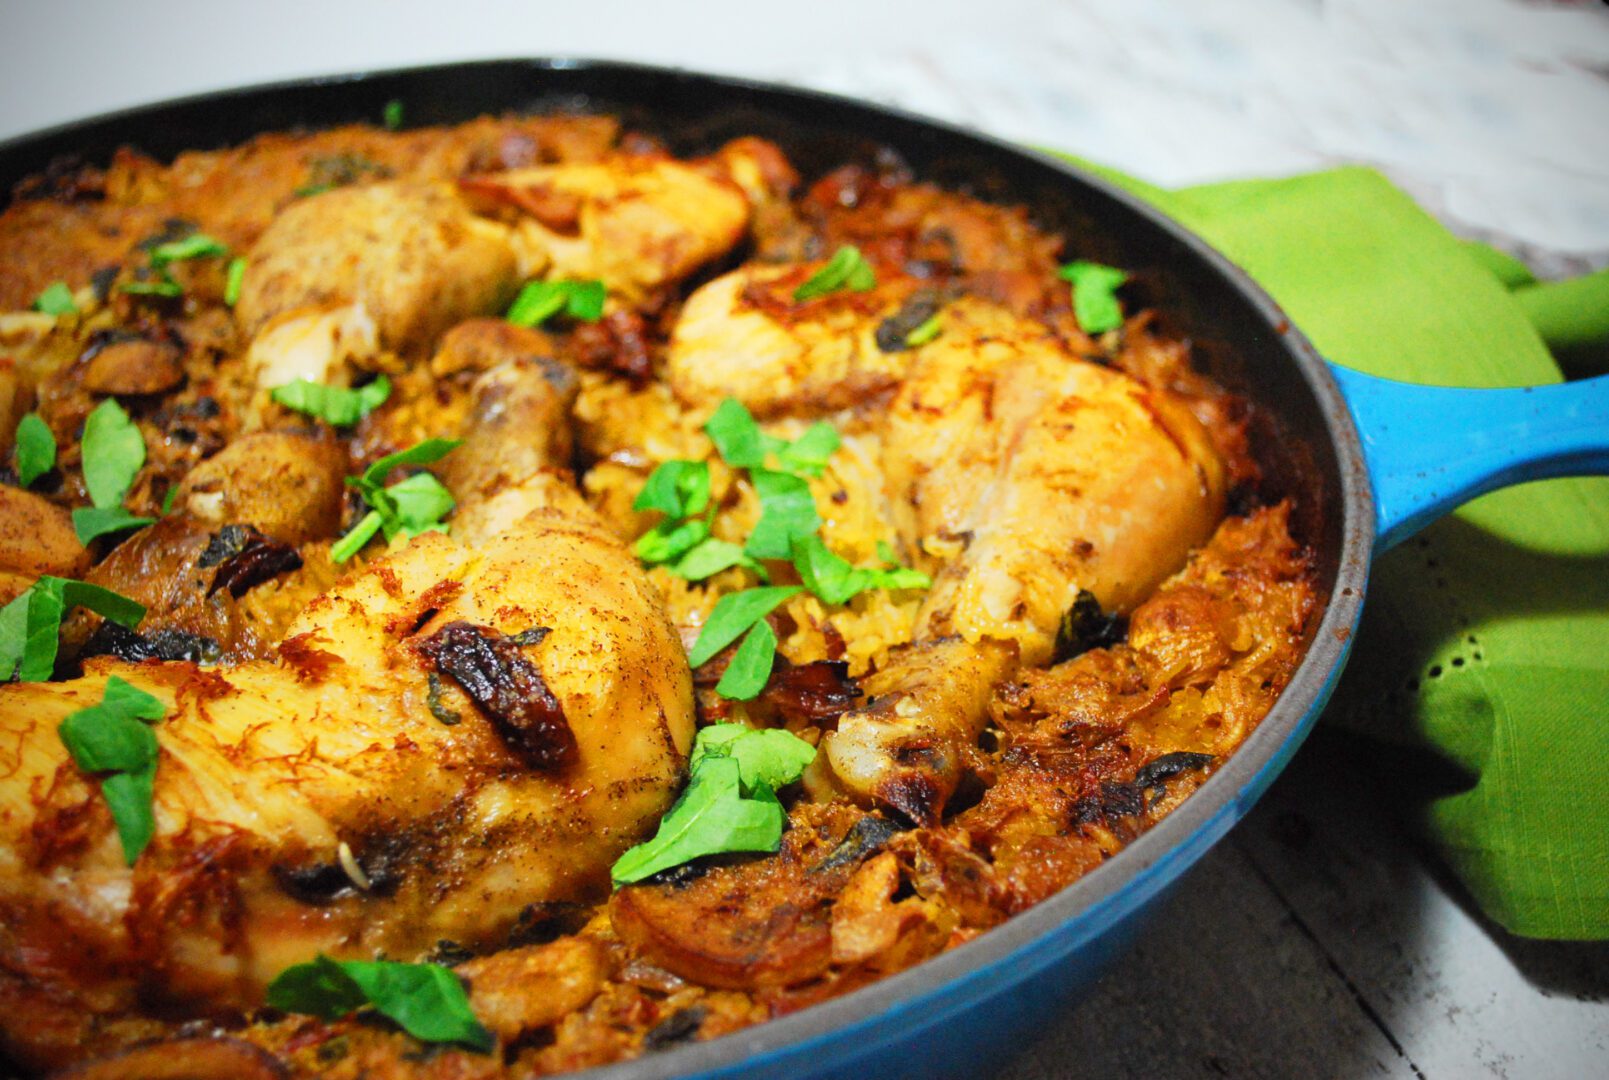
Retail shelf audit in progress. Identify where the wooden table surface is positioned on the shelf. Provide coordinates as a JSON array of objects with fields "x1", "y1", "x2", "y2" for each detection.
[{"x1": 2, "y1": 2, "x2": 1606, "y2": 1076}]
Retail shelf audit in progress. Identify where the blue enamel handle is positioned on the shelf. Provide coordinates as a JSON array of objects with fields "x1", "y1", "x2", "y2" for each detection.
[{"x1": 1329, "y1": 365, "x2": 1609, "y2": 553}]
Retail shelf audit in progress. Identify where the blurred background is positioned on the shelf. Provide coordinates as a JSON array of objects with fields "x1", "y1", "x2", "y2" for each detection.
[{"x1": 3, "y1": 1, "x2": 1606, "y2": 1076}]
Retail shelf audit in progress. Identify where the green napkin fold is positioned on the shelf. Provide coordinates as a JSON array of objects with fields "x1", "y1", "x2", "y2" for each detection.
[{"x1": 1050, "y1": 156, "x2": 1609, "y2": 940}]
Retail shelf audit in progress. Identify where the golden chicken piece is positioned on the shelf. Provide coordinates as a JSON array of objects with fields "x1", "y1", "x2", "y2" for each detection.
[
  {"x1": 0, "y1": 512, "x2": 694, "y2": 1073},
  {"x1": 172, "y1": 430, "x2": 348, "y2": 545},
  {"x1": 235, "y1": 181, "x2": 519, "y2": 366},
  {"x1": 462, "y1": 155, "x2": 749, "y2": 301},
  {"x1": 665, "y1": 262, "x2": 923, "y2": 418},
  {"x1": 815, "y1": 300, "x2": 1227, "y2": 823}
]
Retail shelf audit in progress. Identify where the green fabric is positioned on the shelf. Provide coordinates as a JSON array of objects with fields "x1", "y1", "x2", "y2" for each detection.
[{"x1": 1050, "y1": 155, "x2": 1609, "y2": 939}]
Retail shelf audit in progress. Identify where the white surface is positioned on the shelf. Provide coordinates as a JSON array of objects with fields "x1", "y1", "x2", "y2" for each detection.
[
  {"x1": 3, "y1": 2, "x2": 1607, "y2": 1076},
  {"x1": 3, "y1": 0, "x2": 1608, "y2": 272}
]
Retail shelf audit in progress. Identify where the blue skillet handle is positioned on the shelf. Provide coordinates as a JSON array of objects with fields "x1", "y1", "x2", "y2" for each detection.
[{"x1": 1329, "y1": 364, "x2": 1609, "y2": 553}]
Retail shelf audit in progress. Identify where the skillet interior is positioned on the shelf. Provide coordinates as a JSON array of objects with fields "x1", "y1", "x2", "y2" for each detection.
[{"x1": 0, "y1": 58, "x2": 1373, "y2": 1078}]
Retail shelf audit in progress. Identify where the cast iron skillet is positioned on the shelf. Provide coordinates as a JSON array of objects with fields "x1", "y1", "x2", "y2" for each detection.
[{"x1": 2, "y1": 59, "x2": 1603, "y2": 1080}]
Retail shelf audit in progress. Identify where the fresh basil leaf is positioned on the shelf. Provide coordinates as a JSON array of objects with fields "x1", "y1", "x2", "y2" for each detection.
[
  {"x1": 80, "y1": 398, "x2": 146, "y2": 510},
  {"x1": 59, "y1": 700, "x2": 158, "y2": 774},
  {"x1": 0, "y1": 577, "x2": 144, "y2": 682},
  {"x1": 864, "y1": 565, "x2": 932, "y2": 591},
  {"x1": 331, "y1": 510, "x2": 383, "y2": 564},
  {"x1": 794, "y1": 245, "x2": 876, "y2": 302},
  {"x1": 224, "y1": 257, "x2": 246, "y2": 306},
  {"x1": 33, "y1": 281, "x2": 77, "y2": 316},
  {"x1": 904, "y1": 314, "x2": 943, "y2": 347},
  {"x1": 704, "y1": 398, "x2": 780, "y2": 470},
  {"x1": 506, "y1": 279, "x2": 606, "y2": 328},
  {"x1": 340, "y1": 960, "x2": 492, "y2": 1052},
  {"x1": 744, "y1": 469, "x2": 820, "y2": 560},
  {"x1": 876, "y1": 539, "x2": 901, "y2": 567},
  {"x1": 100, "y1": 766, "x2": 157, "y2": 866},
  {"x1": 690, "y1": 723, "x2": 817, "y2": 794},
  {"x1": 1058, "y1": 260, "x2": 1128, "y2": 335},
  {"x1": 266, "y1": 954, "x2": 369, "y2": 1019},
  {"x1": 60, "y1": 580, "x2": 148, "y2": 631},
  {"x1": 506, "y1": 281, "x2": 567, "y2": 328},
  {"x1": 72, "y1": 506, "x2": 156, "y2": 546},
  {"x1": 100, "y1": 673, "x2": 166, "y2": 720},
  {"x1": 383, "y1": 99, "x2": 404, "y2": 131},
  {"x1": 56, "y1": 675, "x2": 166, "y2": 864},
  {"x1": 15, "y1": 413, "x2": 55, "y2": 488},
  {"x1": 686, "y1": 585, "x2": 801, "y2": 668},
  {"x1": 357, "y1": 438, "x2": 462, "y2": 491},
  {"x1": 633, "y1": 460, "x2": 710, "y2": 519},
  {"x1": 268, "y1": 955, "x2": 492, "y2": 1053},
  {"x1": 379, "y1": 472, "x2": 456, "y2": 539},
  {"x1": 670, "y1": 538, "x2": 758, "y2": 582},
  {"x1": 150, "y1": 233, "x2": 228, "y2": 267},
  {"x1": 610, "y1": 757, "x2": 784, "y2": 885},
  {"x1": 791, "y1": 534, "x2": 869, "y2": 605},
  {"x1": 562, "y1": 279, "x2": 606, "y2": 321},
  {"x1": 634, "y1": 517, "x2": 709, "y2": 564},
  {"x1": 0, "y1": 581, "x2": 63, "y2": 682},
  {"x1": 714, "y1": 621, "x2": 777, "y2": 700},
  {"x1": 119, "y1": 279, "x2": 184, "y2": 298},
  {"x1": 775, "y1": 422, "x2": 840, "y2": 477},
  {"x1": 273, "y1": 375, "x2": 392, "y2": 426}
]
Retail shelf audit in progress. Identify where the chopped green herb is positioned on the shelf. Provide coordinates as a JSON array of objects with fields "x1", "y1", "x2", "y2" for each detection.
[
  {"x1": 14, "y1": 413, "x2": 55, "y2": 488},
  {"x1": 267, "y1": 955, "x2": 492, "y2": 1053},
  {"x1": 704, "y1": 398, "x2": 780, "y2": 470},
  {"x1": 224, "y1": 257, "x2": 246, "y2": 306},
  {"x1": 611, "y1": 756, "x2": 780, "y2": 884},
  {"x1": 294, "y1": 182, "x2": 333, "y2": 199},
  {"x1": 80, "y1": 399, "x2": 145, "y2": 512},
  {"x1": 357, "y1": 438, "x2": 462, "y2": 490},
  {"x1": 426, "y1": 672, "x2": 461, "y2": 725},
  {"x1": 633, "y1": 516, "x2": 709, "y2": 564},
  {"x1": 1058, "y1": 259, "x2": 1128, "y2": 336},
  {"x1": 690, "y1": 722, "x2": 818, "y2": 792},
  {"x1": 744, "y1": 469, "x2": 820, "y2": 560},
  {"x1": 792, "y1": 535, "x2": 931, "y2": 606},
  {"x1": 670, "y1": 538, "x2": 760, "y2": 582},
  {"x1": 0, "y1": 577, "x2": 145, "y2": 684},
  {"x1": 506, "y1": 279, "x2": 607, "y2": 328},
  {"x1": 793, "y1": 245, "x2": 876, "y2": 302},
  {"x1": 149, "y1": 233, "x2": 228, "y2": 267},
  {"x1": 72, "y1": 506, "x2": 156, "y2": 546},
  {"x1": 686, "y1": 586, "x2": 801, "y2": 668},
  {"x1": 56, "y1": 675, "x2": 166, "y2": 864},
  {"x1": 612, "y1": 725, "x2": 814, "y2": 884},
  {"x1": 876, "y1": 539, "x2": 901, "y2": 566},
  {"x1": 633, "y1": 460, "x2": 710, "y2": 519},
  {"x1": 331, "y1": 511, "x2": 383, "y2": 563},
  {"x1": 382, "y1": 99, "x2": 404, "y2": 131},
  {"x1": 775, "y1": 421, "x2": 840, "y2": 478},
  {"x1": 334, "y1": 439, "x2": 462, "y2": 562},
  {"x1": 904, "y1": 314, "x2": 943, "y2": 347},
  {"x1": 271, "y1": 375, "x2": 392, "y2": 427},
  {"x1": 160, "y1": 484, "x2": 178, "y2": 515},
  {"x1": 118, "y1": 279, "x2": 184, "y2": 298},
  {"x1": 714, "y1": 620, "x2": 778, "y2": 700},
  {"x1": 33, "y1": 281, "x2": 77, "y2": 316}
]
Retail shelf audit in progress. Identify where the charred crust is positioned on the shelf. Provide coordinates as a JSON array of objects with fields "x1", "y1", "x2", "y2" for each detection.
[
  {"x1": 276, "y1": 633, "x2": 343, "y2": 682},
  {"x1": 876, "y1": 771, "x2": 943, "y2": 828},
  {"x1": 79, "y1": 622, "x2": 222, "y2": 665},
  {"x1": 1051, "y1": 590, "x2": 1128, "y2": 664},
  {"x1": 643, "y1": 1005, "x2": 707, "y2": 1052},
  {"x1": 760, "y1": 659, "x2": 861, "y2": 723},
  {"x1": 811, "y1": 813, "x2": 903, "y2": 874},
  {"x1": 418, "y1": 620, "x2": 578, "y2": 770},
  {"x1": 200, "y1": 525, "x2": 303, "y2": 599}
]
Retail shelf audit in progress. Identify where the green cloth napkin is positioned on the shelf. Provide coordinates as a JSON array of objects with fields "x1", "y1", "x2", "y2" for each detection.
[{"x1": 1050, "y1": 156, "x2": 1609, "y2": 940}]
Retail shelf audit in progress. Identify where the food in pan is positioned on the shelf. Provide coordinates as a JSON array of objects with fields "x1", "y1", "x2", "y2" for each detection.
[{"x1": 0, "y1": 105, "x2": 1317, "y2": 1077}]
